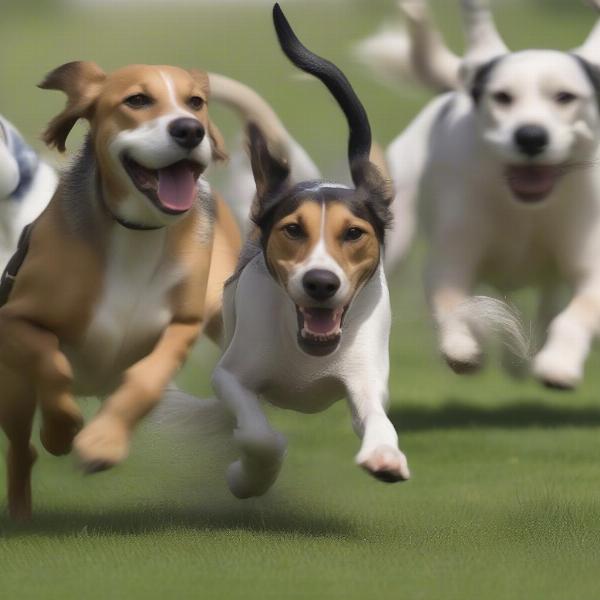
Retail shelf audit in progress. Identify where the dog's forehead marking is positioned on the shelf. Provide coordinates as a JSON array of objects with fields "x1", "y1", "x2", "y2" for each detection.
[
  {"x1": 299, "y1": 182, "x2": 352, "y2": 194},
  {"x1": 158, "y1": 70, "x2": 194, "y2": 116}
]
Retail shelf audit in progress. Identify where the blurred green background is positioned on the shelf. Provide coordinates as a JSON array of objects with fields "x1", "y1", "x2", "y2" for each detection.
[{"x1": 2, "y1": 1, "x2": 600, "y2": 599}]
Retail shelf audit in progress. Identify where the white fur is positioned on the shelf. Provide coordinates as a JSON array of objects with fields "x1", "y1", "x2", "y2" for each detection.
[
  {"x1": 0, "y1": 159, "x2": 57, "y2": 269},
  {"x1": 0, "y1": 141, "x2": 20, "y2": 200},
  {"x1": 109, "y1": 111, "x2": 211, "y2": 228},
  {"x1": 354, "y1": 0, "x2": 460, "y2": 93},
  {"x1": 386, "y1": 48, "x2": 600, "y2": 388},
  {"x1": 66, "y1": 226, "x2": 184, "y2": 396},
  {"x1": 211, "y1": 250, "x2": 409, "y2": 498}
]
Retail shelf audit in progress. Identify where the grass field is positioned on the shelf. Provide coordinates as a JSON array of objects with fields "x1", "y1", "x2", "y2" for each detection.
[{"x1": 2, "y1": 1, "x2": 600, "y2": 598}]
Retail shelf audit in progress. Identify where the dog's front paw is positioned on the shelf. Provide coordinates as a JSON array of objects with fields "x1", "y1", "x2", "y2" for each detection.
[
  {"x1": 226, "y1": 458, "x2": 283, "y2": 499},
  {"x1": 356, "y1": 445, "x2": 410, "y2": 483},
  {"x1": 74, "y1": 416, "x2": 130, "y2": 473},
  {"x1": 441, "y1": 330, "x2": 483, "y2": 375},
  {"x1": 226, "y1": 429, "x2": 287, "y2": 499},
  {"x1": 533, "y1": 348, "x2": 582, "y2": 390},
  {"x1": 40, "y1": 406, "x2": 84, "y2": 456}
]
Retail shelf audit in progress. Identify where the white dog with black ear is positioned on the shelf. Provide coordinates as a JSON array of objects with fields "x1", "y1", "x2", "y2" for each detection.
[
  {"x1": 372, "y1": 0, "x2": 600, "y2": 389},
  {"x1": 0, "y1": 116, "x2": 57, "y2": 267},
  {"x1": 210, "y1": 4, "x2": 410, "y2": 499}
]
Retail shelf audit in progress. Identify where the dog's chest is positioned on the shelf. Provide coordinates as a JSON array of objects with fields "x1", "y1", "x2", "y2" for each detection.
[
  {"x1": 262, "y1": 363, "x2": 346, "y2": 413},
  {"x1": 68, "y1": 227, "x2": 183, "y2": 395}
]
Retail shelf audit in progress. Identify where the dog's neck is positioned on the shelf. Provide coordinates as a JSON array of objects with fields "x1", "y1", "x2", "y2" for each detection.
[{"x1": 58, "y1": 137, "x2": 209, "y2": 246}]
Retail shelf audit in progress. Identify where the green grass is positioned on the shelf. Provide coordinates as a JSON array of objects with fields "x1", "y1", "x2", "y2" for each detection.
[{"x1": 2, "y1": 1, "x2": 600, "y2": 598}]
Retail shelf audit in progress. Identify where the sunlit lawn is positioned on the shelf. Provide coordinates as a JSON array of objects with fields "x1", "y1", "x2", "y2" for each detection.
[{"x1": 1, "y1": 1, "x2": 600, "y2": 598}]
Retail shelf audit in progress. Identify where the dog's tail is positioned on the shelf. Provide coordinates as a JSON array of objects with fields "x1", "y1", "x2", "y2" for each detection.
[
  {"x1": 455, "y1": 296, "x2": 531, "y2": 365},
  {"x1": 208, "y1": 73, "x2": 319, "y2": 180},
  {"x1": 354, "y1": 0, "x2": 460, "y2": 93},
  {"x1": 153, "y1": 385, "x2": 233, "y2": 437},
  {"x1": 208, "y1": 72, "x2": 320, "y2": 225}
]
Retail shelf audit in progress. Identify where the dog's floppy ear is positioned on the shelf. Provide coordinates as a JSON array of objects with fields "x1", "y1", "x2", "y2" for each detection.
[
  {"x1": 247, "y1": 122, "x2": 290, "y2": 202},
  {"x1": 38, "y1": 61, "x2": 106, "y2": 152},
  {"x1": 208, "y1": 119, "x2": 228, "y2": 162}
]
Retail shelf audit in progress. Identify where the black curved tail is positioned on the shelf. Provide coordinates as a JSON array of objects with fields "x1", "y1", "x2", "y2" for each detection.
[{"x1": 272, "y1": 3, "x2": 371, "y2": 185}]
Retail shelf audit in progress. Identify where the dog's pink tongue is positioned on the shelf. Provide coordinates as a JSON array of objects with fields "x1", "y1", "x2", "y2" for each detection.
[
  {"x1": 157, "y1": 162, "x2": 197, "y2": 212},
  {"x1": 303, "y1": 308, "x2": 341, "y2": 335},
  {"x1": 507, "y1": 165, "x2": 558, "y2": 201}
]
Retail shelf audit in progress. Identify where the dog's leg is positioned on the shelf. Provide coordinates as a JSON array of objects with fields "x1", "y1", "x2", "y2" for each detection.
[
  {"x1": 347, "y1": 381, "x2": 410, "y2": 483},
  {"x1": 532, "y1": 286, "x2": 600, "y2": 390},
  {"x1": 0, "y1": 368, "x2": 37, "y2": 520},
  {"x1": 0, "y1": 316, "x2": 82, "y2": 456},
  {"x1": 74, "y1": 321, "x2": 201, "y2": 472},
  {"x1": 212, "y1": 365, "x2": 286, "y2": 498},
  {"x1": 427, "y1": 248, "x2": 482, "y2": 374}
]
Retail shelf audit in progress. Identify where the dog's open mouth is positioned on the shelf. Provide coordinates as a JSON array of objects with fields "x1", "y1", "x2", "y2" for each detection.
[
  {"x1": 296, "y1": 306, "x2": 347, "y2": 356},
  {"x1": 122, "y1": 156, "x2": 204, "y2": 214},
  {"x1": 505, "y1": 165, "x2": 561, "y2": 203}
]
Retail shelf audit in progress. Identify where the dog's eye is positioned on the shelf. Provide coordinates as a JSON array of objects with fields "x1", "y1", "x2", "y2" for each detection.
[
  {"x1": 491, "y1": 91, "x2": 513, "y2": 106},
  {"x1": 555, "y1": 91, "x2": 577, "y2": 105},
  {"x1": 124, "y1": 94, "x2": 153, "y2": 109},
  {"x1": 283, "y1": 223, "x2": 305, "y2": 240},
  {"x1": 188, "y1": 96, "x2": 205, "y2": 110},
  {"x1": 343, "y1": 227, "x2": 365, "y2": 242}
]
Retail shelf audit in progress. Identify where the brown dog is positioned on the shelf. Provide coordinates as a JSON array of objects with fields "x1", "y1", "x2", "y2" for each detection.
[{"x1": 0, "y1": 61, "x2": 242, "y2": 519}]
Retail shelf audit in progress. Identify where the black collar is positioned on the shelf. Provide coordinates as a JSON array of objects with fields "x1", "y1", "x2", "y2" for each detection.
[
  {"x1": 112, "y1": 212, "x2": 164, "y2": 231},
  {"x1": 98, "y1": 183, "x2": 165, "y2": 231}
]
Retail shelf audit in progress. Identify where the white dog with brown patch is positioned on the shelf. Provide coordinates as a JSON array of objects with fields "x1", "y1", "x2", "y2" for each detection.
[
  {"x1": 208, "y1": 5, "x2": 409, "y2": 500},
  {"x1": 359, "y1": 0, "x2": 600, "y2": 389}
]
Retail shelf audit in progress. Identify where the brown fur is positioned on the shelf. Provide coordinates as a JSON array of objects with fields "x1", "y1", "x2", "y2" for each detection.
[
  {"x1": 0, "y1": 62, "x2": 240, "y2": 520},
  {"x1": 266, "y1": 200, "x2": 380, "y2": 292}
]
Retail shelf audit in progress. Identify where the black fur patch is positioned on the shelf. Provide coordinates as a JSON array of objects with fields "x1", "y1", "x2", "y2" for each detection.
[
  {"x1": 571, "y1": 54, "x2": 600, "y2": 105},
  {"x1": 470, "y1": 56, "x2": 504, "y2": 105}
]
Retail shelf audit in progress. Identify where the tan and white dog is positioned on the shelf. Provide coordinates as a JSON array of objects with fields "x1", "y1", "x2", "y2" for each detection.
[
  {"x1": 359, "y1": 0, "x2": 600, "y2": 387},
  {"x1": 0, "y1": 61, "x2": 245, "y2": 520},
  {"x1": 207, "y1": 5, "x2": 409, "y2": 500}
]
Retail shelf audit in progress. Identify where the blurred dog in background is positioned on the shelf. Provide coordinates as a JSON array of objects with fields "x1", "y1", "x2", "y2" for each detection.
[
  {"x1": 358, "y1": 0, "x2": 600, "y2": 389},
  {"x1": 0, "y1": 116, "x2": 57, "y2": 268}
]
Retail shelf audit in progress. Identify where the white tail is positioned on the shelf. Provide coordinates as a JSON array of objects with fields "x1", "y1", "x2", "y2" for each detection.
[
  {"x1": 455, "y1": 296, "x2": 531, "y2": 362},
  {"x1": 354, "y1": 0, "x2": 460, "y2": 92},
  {"x1": 574, "y1": 1, "x2": 600, "y2": 64},
  {"x1": 460, "y1": 0, "x2": 508, "y2": 64}
]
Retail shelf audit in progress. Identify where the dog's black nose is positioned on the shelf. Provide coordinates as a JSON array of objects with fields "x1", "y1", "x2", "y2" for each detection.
[
  {"x1": 514, "y1": 125, "x2": 549, "y2": 157},
  {"x1": 168, "y1": 118, "x2": 205, "y2": 149},
  {"x1": 303, "y1": 269, "x2": 341, "y2": 301}
]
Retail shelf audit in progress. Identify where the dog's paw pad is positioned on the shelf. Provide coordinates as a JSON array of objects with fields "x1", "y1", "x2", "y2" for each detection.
[
  {"x1": 74, "y1": 417, "x2": 129, "y2": 473},
  {"x1": 533, "y1": 350, "x2": 581, "y2": 391},
  {"x1": 357, "y1": 445, "x2": 410, "y2": 483}
]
